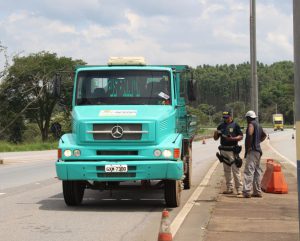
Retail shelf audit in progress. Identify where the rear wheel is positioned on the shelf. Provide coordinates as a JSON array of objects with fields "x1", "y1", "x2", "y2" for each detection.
[
  {"x1": 183, "y1": 158, "x2": 192, "y2": 189},
  {"x1": 183, "y1": 147, "x2": 192, "y2": 189},
  {"x1": 164, "y1": 180, "x2": 181, "y2": 207},
  {"x1": 63, "y1": 181, "x2": 85, "y2": 206}
]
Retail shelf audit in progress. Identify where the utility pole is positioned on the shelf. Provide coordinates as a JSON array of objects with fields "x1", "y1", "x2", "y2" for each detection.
[
  {"x1": 250, "y1": 0, "x2": 258, "y2": 116},
  {"x1": 293, "y1": 0, "x2": 300, "y2": 236},
  {"x1": 293, "y1": 101, "x2": 295, "y2": 127}
]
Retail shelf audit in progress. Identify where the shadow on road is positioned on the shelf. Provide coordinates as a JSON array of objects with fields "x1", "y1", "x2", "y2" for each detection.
[{"x1": 38, "y1": 187, "x2": 167, "y2": 212}]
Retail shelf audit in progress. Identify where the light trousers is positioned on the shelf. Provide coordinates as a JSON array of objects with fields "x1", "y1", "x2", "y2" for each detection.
[
  {"x1": 220, "y1": 150, "x2": 243, "y2": 192},
  {"x1": 243, "y1": 150, "x2": 262, "y2": 195}
]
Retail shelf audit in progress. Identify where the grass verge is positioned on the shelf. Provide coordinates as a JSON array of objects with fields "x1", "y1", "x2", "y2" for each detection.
[
  {"x1": 0, "y1": 141, "x2": 58, "y2": 152},
  {"x1": 194, "y1": 128, "x2": 215, "y2": 141}
]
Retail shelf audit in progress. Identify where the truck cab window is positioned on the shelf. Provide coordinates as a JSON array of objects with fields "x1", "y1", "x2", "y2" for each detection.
[{"x1": 75, "y1": 70, "x2": 172, "y2": 105}]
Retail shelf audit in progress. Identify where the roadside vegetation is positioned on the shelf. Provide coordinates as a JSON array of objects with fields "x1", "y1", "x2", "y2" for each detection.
[
  {"x1": 0, "y1": 42, "x2": 295, "y2": 151},
  {"x1": 0, "y1": 140, "x2": 57, "y2": 152}
]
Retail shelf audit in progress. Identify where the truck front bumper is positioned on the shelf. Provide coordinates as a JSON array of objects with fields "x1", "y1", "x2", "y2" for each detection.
[{"x1": 56, "y1": 160, "x2": 183, "y2": 181}]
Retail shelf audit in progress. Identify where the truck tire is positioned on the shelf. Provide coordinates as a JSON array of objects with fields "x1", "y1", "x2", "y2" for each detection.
[
  {"x1": 63, "y1": 181, "x2": 85, "y2": 206},
  {"x1": 183, "y1": 147, "x2": 192, "y2": 189},
  {"x1": 183, "y1": 157, "x2": 192, "y2": 189},
  {"x1": 164, "y1": 180, "x2": 181, "y2": 207}
]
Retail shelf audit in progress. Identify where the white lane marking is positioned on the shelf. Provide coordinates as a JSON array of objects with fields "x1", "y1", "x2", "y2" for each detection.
[
  {"x1": 266, "y1": 140, "x2": 296, "y2": 168},
  {"x1": 170, "y1": 160, "x2": 219, "y2": 237},
  {"x1": 0, "y1": 193, "x2": 6, "y2": 195}
]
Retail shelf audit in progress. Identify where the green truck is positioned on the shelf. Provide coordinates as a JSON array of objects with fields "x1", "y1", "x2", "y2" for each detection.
[{"x1": 55, "y1": 57, "x2": 196, "y2": 207}]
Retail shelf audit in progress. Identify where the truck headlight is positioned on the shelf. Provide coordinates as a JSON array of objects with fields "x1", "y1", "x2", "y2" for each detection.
[
  {"x1": 154, "y1": 149, "x2": 162, "y2": 157},
  {"x1": 64, "y1": 149, "x2": 72, "y2": 157},
  {"x1": 73, "y1": 149, "x2": 81, "y2": 157},
  {"x1": 162, "y1": 150, "x2": 172, "y2": 158}
]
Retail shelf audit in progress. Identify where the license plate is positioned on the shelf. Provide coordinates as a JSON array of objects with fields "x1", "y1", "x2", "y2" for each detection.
[{"x1": 105, "y1": 165, "x2": 128, "y2": 173}]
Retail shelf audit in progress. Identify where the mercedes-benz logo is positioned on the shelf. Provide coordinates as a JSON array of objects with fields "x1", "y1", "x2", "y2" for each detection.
[{"x1": 111, "y1": 125, "x2": 124, "y2": 139}]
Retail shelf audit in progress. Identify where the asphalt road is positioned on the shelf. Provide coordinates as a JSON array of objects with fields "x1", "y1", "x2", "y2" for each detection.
[
  {"x1": 0, "y1": 150, "x2": 56, "y2": 189},
  {"x1": 0, "y1": 130, "x2": 296, "y2": 241},
  {"x1": 267, "y1": 128, "x2": 297, "y2": 166},
  {"x1": 0, "y1": 140, "x2": 219, "y2": 241}
]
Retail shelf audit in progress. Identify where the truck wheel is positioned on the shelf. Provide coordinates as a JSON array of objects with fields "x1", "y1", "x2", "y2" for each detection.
[
  {"x1": 63, "y1": 181, "x2": 85, "y2": 206},
  {"x1": 164, "y1": 180, "x2": 181, "y2": 207},
  {"x1": 183, "y1": 157, "x2": 192, "y2": 189}
]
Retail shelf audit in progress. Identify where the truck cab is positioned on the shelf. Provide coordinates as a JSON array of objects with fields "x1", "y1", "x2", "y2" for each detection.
[
  {"x1": 272, "y1": 114, "x2": 284, "y2": 131},
  {"x1": 55, "y1": 57, "x2": 196, "y2": 207}
]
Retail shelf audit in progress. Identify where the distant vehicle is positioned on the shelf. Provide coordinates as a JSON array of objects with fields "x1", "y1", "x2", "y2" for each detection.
[{"x1": 272, "y1": 114, "x2": 284, "y2": 131}]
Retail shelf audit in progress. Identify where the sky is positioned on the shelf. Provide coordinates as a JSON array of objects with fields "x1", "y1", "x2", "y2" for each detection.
[{"x1": 0, "y1": 0, "x2": 293, "y2": 67}]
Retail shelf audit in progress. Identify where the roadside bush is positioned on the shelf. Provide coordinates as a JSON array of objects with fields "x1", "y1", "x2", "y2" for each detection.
[
  {"x1": 22, "y1": 123, "x2": 41, "y2": 142},
  {"x1": 50, "y1": 111, "x2": 71, "y2": 136}
]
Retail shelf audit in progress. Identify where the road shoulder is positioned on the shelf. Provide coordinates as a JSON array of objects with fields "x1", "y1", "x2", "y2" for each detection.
[
  {"x1": 175, "y1": 141, "x2": 298, "y2": 241},
  {"x1": 203, "y1": 141, "x2": 298, "y2": 241}
]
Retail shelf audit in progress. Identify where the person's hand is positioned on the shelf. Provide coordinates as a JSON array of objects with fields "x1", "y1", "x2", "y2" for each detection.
[
  {"x1": 224, "y1": 136, "x2": 235, "y2": 142},
  {"x1": 214, "y1": 130, "x2": 221, "y2": 140}
]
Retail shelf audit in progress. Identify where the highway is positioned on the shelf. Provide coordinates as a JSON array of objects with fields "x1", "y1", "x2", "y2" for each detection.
[
  {"x1": 0, "y1": 140, "x2": 219, "y2": 241},
  {"x1": 267, "y1": 128, "x2": 297, "y2": 167},
  {"x1": 0, "y1": 129, "x2": 296, "y2": 241},
  {"x1": 0, "y1": 150, "x2": 56, "y2": 190}
]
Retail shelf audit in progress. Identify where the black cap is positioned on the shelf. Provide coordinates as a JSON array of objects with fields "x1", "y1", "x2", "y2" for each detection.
[{"x1": 222, "y1": 111, "x2": 231, "y2": 118}]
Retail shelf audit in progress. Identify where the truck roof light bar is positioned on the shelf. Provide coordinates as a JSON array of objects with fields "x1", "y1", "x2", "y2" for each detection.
[{"x1": 108, "y1": 57, "x2": 146, "y2": 66}]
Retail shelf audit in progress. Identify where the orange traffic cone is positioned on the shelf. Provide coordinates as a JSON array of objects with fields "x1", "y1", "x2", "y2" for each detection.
[
  {"x1": 202, "y1": 138, "x2": 206, "y2": 144},
  {"x1": 158, "y1": 209, "x2": 172, "y2": 241},
  {"x1": 261, "y1": 159, "x2": 273, "y2": 190},
  {"x1": 261, "y1": 160, "x2": 288, "y2": 194},
  {"x1": 272, "y1": 163, "x2": 288, "y2": 193}
]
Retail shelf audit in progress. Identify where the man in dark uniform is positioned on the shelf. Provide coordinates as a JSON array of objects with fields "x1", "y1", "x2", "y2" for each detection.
[
  {"x1": 239, "y1": 110, "x2": 267, "y2": 198},
  {"x1": 214, "y1": 111, "x2": 243, "y2": 195}
]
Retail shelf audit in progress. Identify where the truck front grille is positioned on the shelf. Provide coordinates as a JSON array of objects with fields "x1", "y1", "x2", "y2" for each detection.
[{"x1": 90, "y1": 124, "x2": 144, "y2": 140}]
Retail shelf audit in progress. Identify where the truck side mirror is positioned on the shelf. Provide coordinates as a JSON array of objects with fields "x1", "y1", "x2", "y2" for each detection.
[
  {"x1": 187, "y1": 79, "x2": 196, "y2": 101},
  {"x1": 53, "y1": 74, "x2": 61, "y2": 98}
]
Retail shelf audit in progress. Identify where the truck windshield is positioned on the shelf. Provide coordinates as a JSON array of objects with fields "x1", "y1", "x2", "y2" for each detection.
[{"x1": 75, "y1": 70, "x2": 172, "y2": 105}]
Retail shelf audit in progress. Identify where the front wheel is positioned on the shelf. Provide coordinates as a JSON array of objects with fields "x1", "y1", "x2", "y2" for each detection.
[
  {"x1": 164, "y1": 180, "x2": 182, "y2": 207},
  {"x1": 63, "y1": 181, "x2": 85, "y2": 206}
]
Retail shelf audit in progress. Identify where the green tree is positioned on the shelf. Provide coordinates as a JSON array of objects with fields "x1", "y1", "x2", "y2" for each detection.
[
  {"x1": 192, "y1": 61, "x2": 293, "y2": 125},
  {"x1": 1, "y1": 52, "x2": 85, "y2": 141}
]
